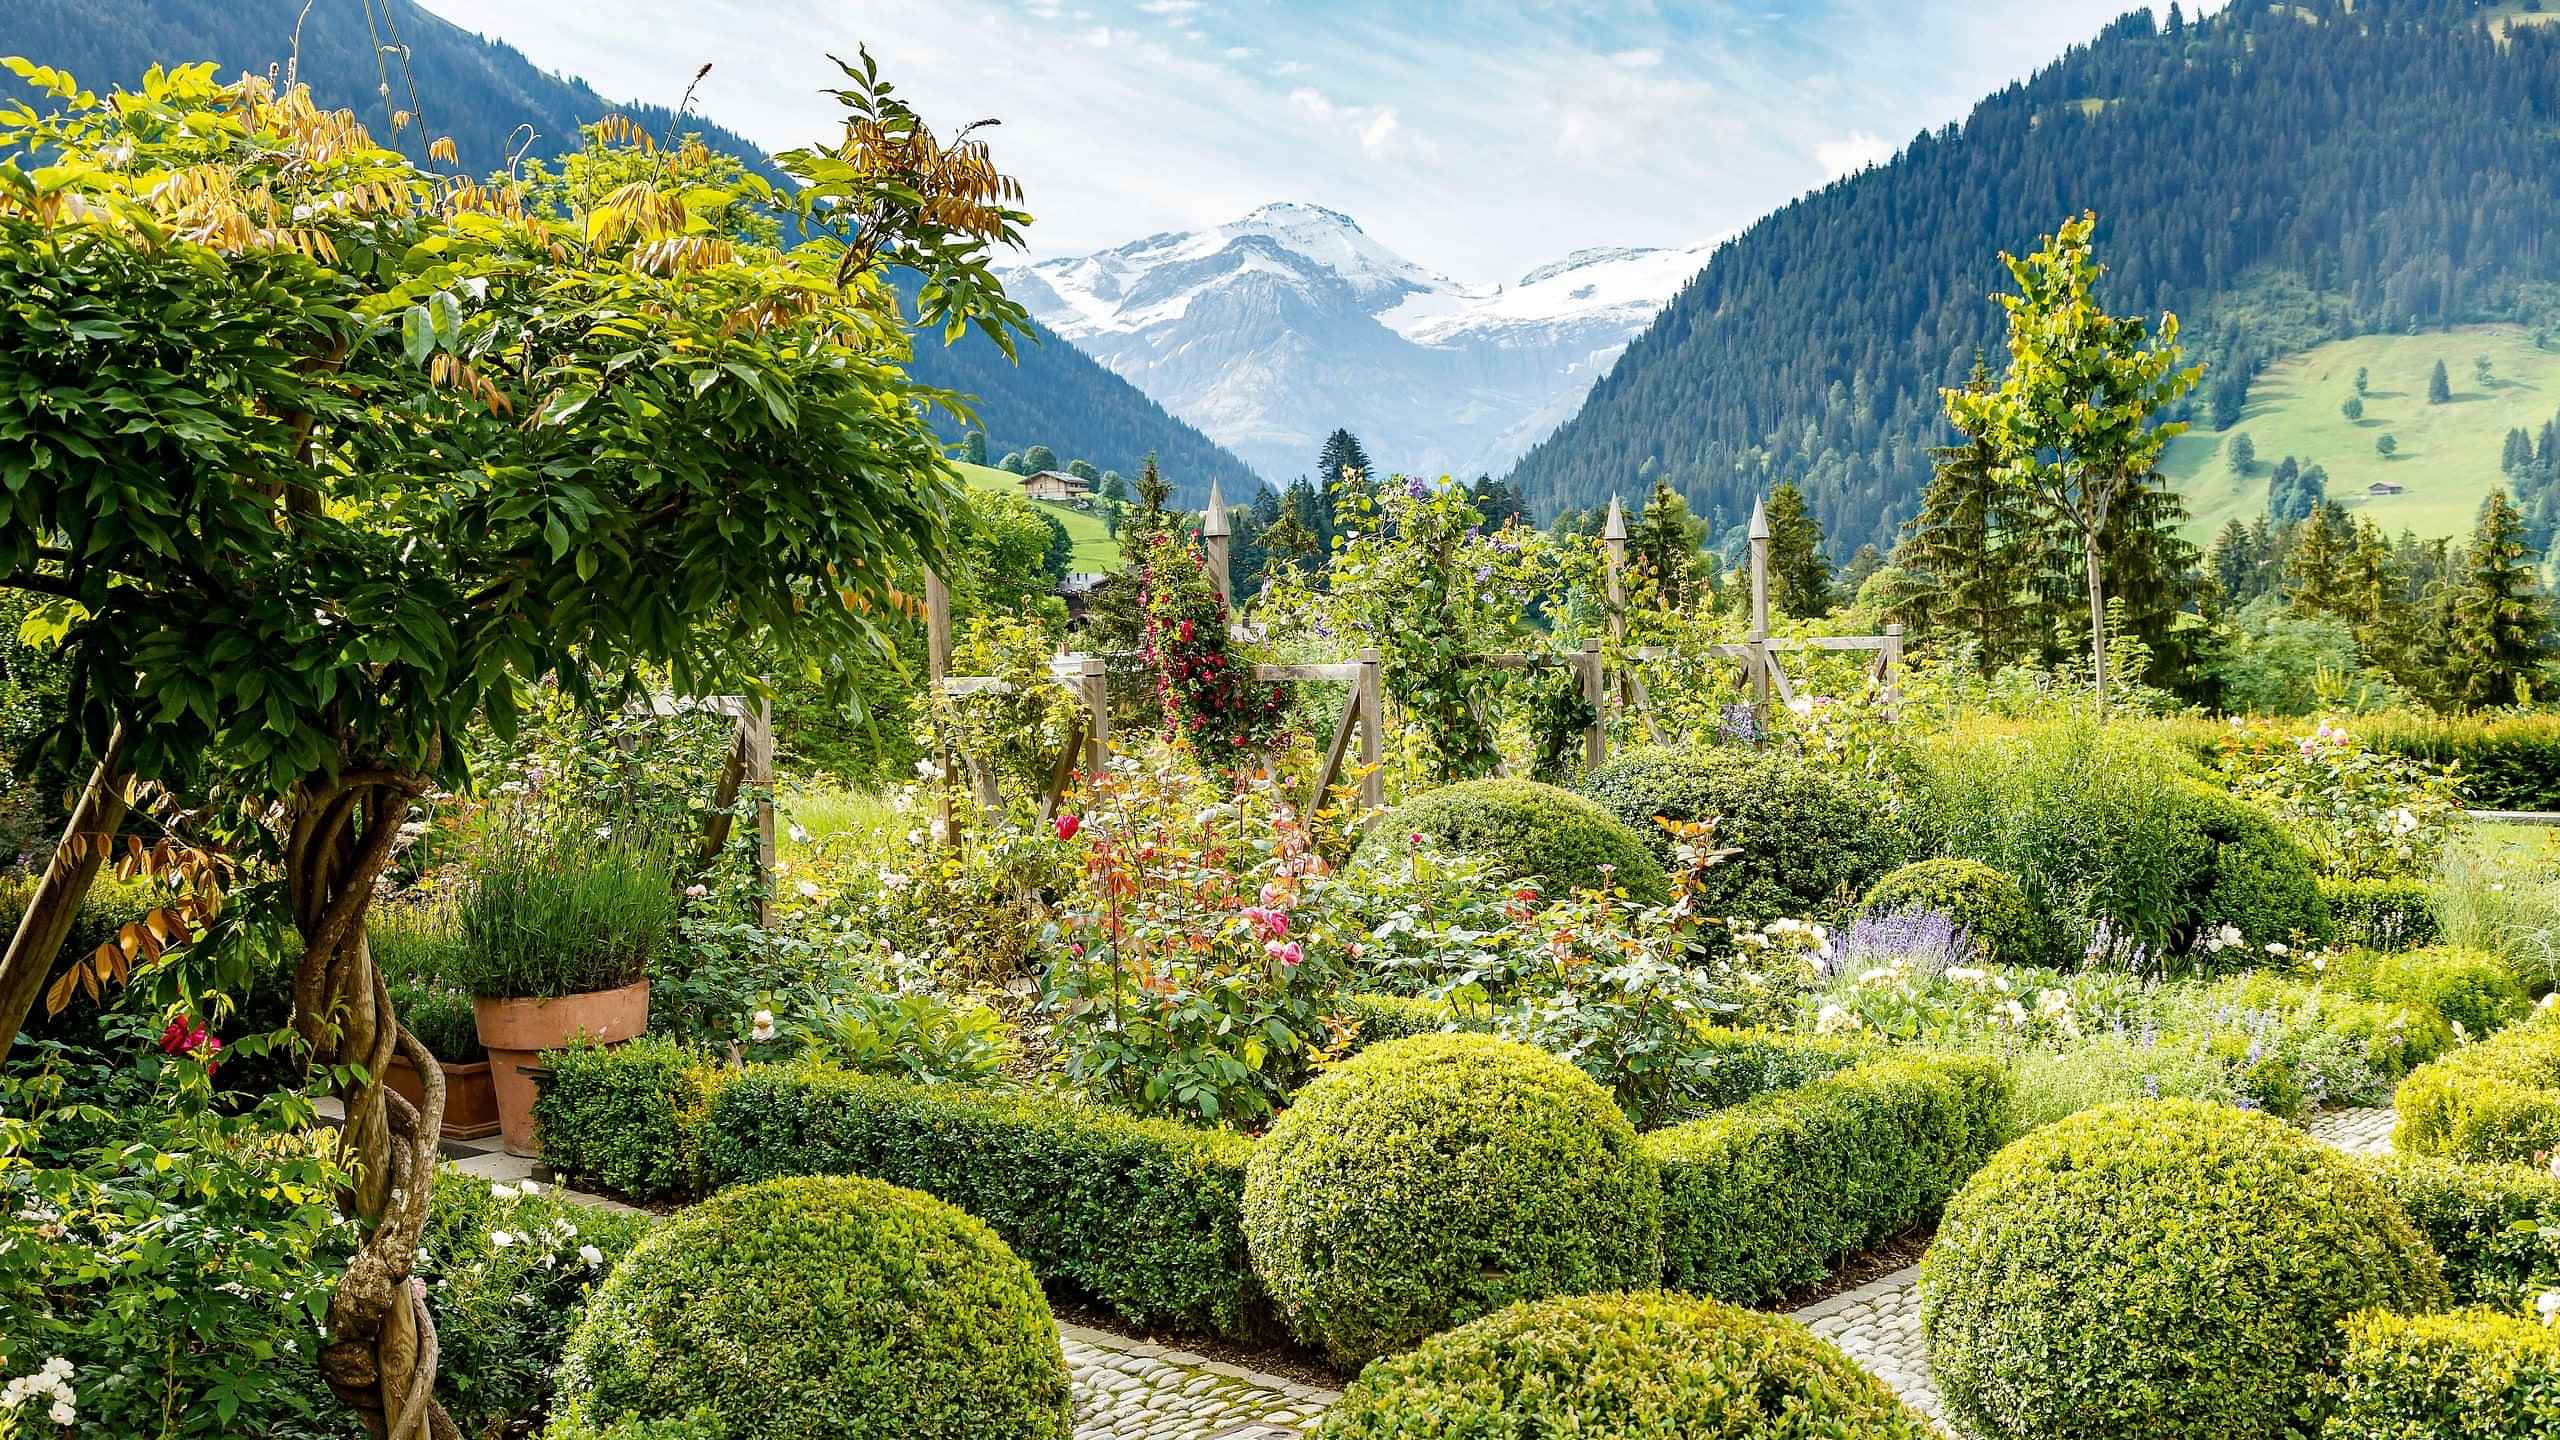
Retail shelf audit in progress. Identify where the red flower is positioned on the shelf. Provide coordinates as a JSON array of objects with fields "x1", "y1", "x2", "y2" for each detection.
[
  {"x1": 159, "y1": 1016, "x2": 189, "y2": 1053},
  {"x1": 1055, "y1": 813, "x2": 1082, "y2": 841}
]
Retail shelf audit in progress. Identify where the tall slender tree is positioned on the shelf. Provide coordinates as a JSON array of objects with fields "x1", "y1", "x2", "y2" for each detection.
[
  {"x1": 1945, "y1": 212, "x2": 2202, "y2": 715},
  {"x1": 2443, "y1": 488, "x2": 2555, "y2": 709},
  {"x1": 1628, "y1": 478, "x2": 1710, "y2": 609},
  {"x1": 1762, "y1": 481, "x2": 1835, "y2": 618},
  {"x1": 1901, "y1": 401, "x2": 2040, "y2": 674},
  {"x1": 1317, "y1": 428, "x2": 1372, "y2": 489}
]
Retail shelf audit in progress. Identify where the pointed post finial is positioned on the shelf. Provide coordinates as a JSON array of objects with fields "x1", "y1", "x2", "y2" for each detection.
[
  {"x1": 1602, "y1": 496, "x2": 1628, "y2": 543},
  {"x1": 1748, "y1": 495, "x2": 1771, "y2": 542},
  {"x1": 1201, "y1": 477, "x2": 1231, "y2": 537}
]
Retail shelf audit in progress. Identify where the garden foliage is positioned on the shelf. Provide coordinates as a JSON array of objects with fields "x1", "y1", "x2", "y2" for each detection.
[
  {"x1": 1580, "y1": 745, "x2": 1904, "y2": 923},
  {"x1": 1363, "y1": 778, "x2": 1667, "y2": 904},
  {"x1": 2326, "y1": 1308, "x2": 2560, "y2": 1440}
]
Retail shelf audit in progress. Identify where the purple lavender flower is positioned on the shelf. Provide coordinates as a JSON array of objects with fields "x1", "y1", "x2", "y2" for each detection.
[
  {"x1": 2142, "y1": 1074, "x2": 2161, "y2": 1101},
  {"x1": 1835, "y1": 905, "x2": 1978, "y2": 980},
  {"x1": 1719, "y1": 704, "x2": 1762, "y2": 747},
  {"x1": 1473, "y1": 565, "x2": 1493, "y2": 585}
]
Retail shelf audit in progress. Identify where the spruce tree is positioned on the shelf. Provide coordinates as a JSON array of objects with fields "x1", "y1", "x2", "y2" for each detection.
[
  {"x1": 2429, "y1": 359, "x2": 2452, "y2": 405},
  {"x1": 1629, "y1": 478, "x2": 1710, "y2": 609},
  {"x1": 1316, "y1": 428, "x2": 1372, "y2": 488},
  {"x1": 2207, "y1": 518, "x2": 2258, "y2": 605},
  {"x1": 1901, "y1": 413, "x2": 2039, "y2": 674},
  {"x1": 1763, "y1": 480, "x2": 1835, "y2": 619},
  {"x1": 2443, "y1": 488, "x2": 2555, "y2": 709},
  {"x1": 2286, "y1": 501, "x2": 2362, "y2": 622}
]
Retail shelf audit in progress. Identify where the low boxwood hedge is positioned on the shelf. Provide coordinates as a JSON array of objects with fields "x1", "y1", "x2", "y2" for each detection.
[
  {"x1": 534, "y1": 1038, "x2": 725, "y2": 1203},
  {"x1": 2338, "y1": 945, "x2": 2532, "y2": 1041},
  {"x1": 699, "y1": 1062, "x2": 1262, "y2": 1338},
  {"x1": 554, "y1": 1175, "x2": 1071, "y2": 1440},
  {"x1": 2366, "y1": 1153, "x2": 2560, "y2": 1306},
  {"x1": 1243, "y1": 1034, "x2": 1663, "y2": 1369},
  {"x1": 1647, "y1": 1052, "x2": 2010, "y2": 1302},
  {"x1": 1361, "y1": 778, "x2": 1668, "y2": 903},
  {"x1": 1338, "y1": 994, "x2": 1872, "y2": 1106},
  {"x1": 2396, "y1": 1012, "x2": 2560, "y2": 1164},
  {"x1": 1317, "y1": 1292, "x2": 1936, "y2": 1440},
  {"x1": 2357, "y1": 710, "x2": 2560, "y2": 812},
  {"x1": 1922, "y1": 1099, "x2": 2447, "y2": 1440},
  {"x1": 2321, "y1": 877, "x2": 2442, "y2": 952},
  {"x1": 2328, "y1": 1307, "x2": 2560, "y2": 1439}
]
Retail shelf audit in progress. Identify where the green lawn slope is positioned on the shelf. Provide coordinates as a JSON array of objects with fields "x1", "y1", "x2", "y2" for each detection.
[
  {"x1": 2167, "y1": 324, "x2": 2560, "y2": 542},
  {"x1": 955, "y1": 461, "x2": 1122, "y2": 572}
]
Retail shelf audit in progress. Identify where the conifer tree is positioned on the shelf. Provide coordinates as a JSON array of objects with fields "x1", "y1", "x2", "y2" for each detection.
[
  {"x1": 2207, "y1": 518, "x2": 2259, "y2": 606},
  {"x1": 2286, "y1": 501, "x2": 2362, "y2": 622},
  {"x1": 1763, "y1": 480, "x2": 1835, "y2": 618},
  {"x1": 2443, "y1": 488, "x2": 2555, "y2": 709},
  {"x1": 1629, "y1": 478, "x2": 1711, "y2": 609},
  {"x1": 2429, "y1": 359, "x2": 2452, "y2": 405},
  {"x1": 1316, "y1": 428, "x2": 1372, "y2": 488},
  {"x1": 1901, "y1": 410, "x2": 2039, "y2": 674}
]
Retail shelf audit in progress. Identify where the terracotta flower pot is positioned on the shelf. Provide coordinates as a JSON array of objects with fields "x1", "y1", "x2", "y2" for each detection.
[
  {"x1": 386, "y1": 1053, "x2": 501, "y2": 1142},
  {"x1": 472, "y1": 980, "x2": 650, "y2": 1158}
]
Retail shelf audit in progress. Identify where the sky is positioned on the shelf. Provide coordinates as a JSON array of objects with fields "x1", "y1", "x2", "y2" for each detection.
[{"x1": 423, "y1": 0, "x2": 2213, "y2": 283}]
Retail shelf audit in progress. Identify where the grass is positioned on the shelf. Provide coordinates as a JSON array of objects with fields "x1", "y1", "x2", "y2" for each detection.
[
  {"x1": 953, "y1": 460, "x2": 1123, "y2": 572},
  {"x1": 2164, "y1": 323, "x2": 2560, "y2": 542}
]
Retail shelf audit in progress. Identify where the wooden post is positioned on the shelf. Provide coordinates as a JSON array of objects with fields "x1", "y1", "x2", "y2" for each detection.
[
  {"x1": 1747, "y1": 495, "x2": 1772, "y2": 726},
  {"x1": 1579, "y1": 639, "x2": 1606, "y2": 771},
  {"x1": 1201, "y1": 477, "x2": 1232, "y2": 611},
  {"x1": 1882, "y1": 623, "x2": 1904, "y2": 723},
  {"x1": 745, "y1": 698, "x2": 776, "y2": 926},
  {"x1": 1356, "y1": 648, "x2": 1384, "y2": 822},
  {"x1": 1080, "y1": 655, "x2": 1109, "y2": 774},
  {"x1": 924, "y1": 567, "x2": 952, "y2": 688},
  {"x1": 1601, "y1": 496, "x2": 1628, "y2": 645}
]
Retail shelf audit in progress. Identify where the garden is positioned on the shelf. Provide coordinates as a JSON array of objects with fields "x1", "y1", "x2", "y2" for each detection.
[{"x1": 9, "y1": 52, "x2": 2560, "y2": 1440}]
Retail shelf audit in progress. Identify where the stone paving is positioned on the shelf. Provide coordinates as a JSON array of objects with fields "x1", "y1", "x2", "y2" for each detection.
[
  {"x1": 2305, "y1": 1104, "x2": 2397, "y2": 1156},
  {"x1": 1795, "y1": 1267, "x2": 1942, "y2": 1427}
]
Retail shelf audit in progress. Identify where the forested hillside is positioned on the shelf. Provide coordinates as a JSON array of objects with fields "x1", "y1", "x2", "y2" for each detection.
[
  {"x1": 1511, "y1": 0, "x2": 2560, "y2": 552},
  {"x1": 4, "y1": 0, "x2": 1260, "y2": 505}
]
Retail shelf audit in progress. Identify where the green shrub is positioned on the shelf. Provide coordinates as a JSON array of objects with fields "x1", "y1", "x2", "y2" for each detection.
[
  {"x1": 391, "y1": 981, "x2": 483, "y2": 1064},
  {"x1": 456, "y1": 814, "x2": 678, "y2": 999},
  {"x1": 1336, "y1": 991, "x2": 1487, "y2": 1051},
  {"x1": 2002, "y1": 1033, "x2": 2242, "y2": 1132},
  {"x1": 2328, "y1": 1308, "x2": 2560, "y2": 1440},
  {"x1": 1339, "y1": 997, "x2": 1871, "y2": 1107},
  {"x1": 2366, "y1": 1153, "x2": 2560, "y2": 1306},
  {"x1": 556, "y1": 1175, "x2": 1070, "y2": 1440},
  {"x1": 1242, "y1": 1034, "x2": 1662, "y2": 1368},
  {"x1": 2358, "y1": 710, "x2": 2560, "y2": 811},
  {"x1": 2321, "y1": 877, "x2": 2441, "y2": 951},
  {"x1": 1915, "y1": 721, "x2": 2328, "y2": 960},
  {"x1": 424, "y1": 1167, "x2": 655, "y2": 1438},
  {"x1": 2344, "y1": 945, "x2": 2532, "y2": 1040},
  {"x1": 533, "y1": 1038, "x2": 723, "y2": 1203},
  {"x1": 1649, "y1": 1053, "x2": 2010, "y2": 1301},
  {"x1": 702, "y1": 1062, "x2": 1261, "y2": 1337},
  {"x1": 1317, "y1": 1292, "x2": 1935, "y2": 1440},
  {"x1": 376, "y1": 900, "x2": 483, "y2": 1061},
  {"x1": 1363, "y1": 778, "x2": 1667, "y2": 903},
  {"x1": 1578, "y1": 745, "x2": 1901, "y2": 921},
  {"x1": 1921, "y1": 1099, "x2": 2448, "y2": 1440},
  {"x1": 2431, "y1": 829, "x2": 2560, "y2": 996},
  {"x1": 1857, "y1": 859, "x2": 2039, "y2": 964},
  {"x1": 2396, "y1": 1015, "x2": 2560, "y2": 1163}
]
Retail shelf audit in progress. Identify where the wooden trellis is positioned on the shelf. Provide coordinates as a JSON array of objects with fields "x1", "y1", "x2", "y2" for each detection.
[{"x1": 636, "y1": 693, "x2": 776, "y2": 924}]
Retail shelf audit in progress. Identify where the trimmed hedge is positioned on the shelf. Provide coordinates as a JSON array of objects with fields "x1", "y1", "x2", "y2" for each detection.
[
  {"x1": 555, "y1": 1175, "x2": 1070, "y2": 1440},
  {"x1": 1242, "y1": 1034, "x2": 1662, "y2": 1369},
  {"x1": 2321, "y1": 877, "x2": 2441, "y2": 952},
  {"x1": 1317, "y1": 1292, "x2": 1936, "y2": 1440},
  {"x1": 2358, "y1": 710, "x2": 2560, "y2": 812},
  {"x1": 1648, "y1": 1053, "x2": 2010, "y2": 1302},
  {"x1": 1363, "y1": 778, "x2": 1667, "y2": 903},
  {"x1": 2328, "y1": 1308, "x2": 2560, "y2": 1440},
  {"x1": 2182, "y1": 778, "x2": 2335, "y2": 948},
  {"x1": 2367, "y1": 1153, "x2": 2560, "y2": 1306},
  {"x1": 2397, "y1": 1010, "x2": 2560, "y2": 1164},
  {"x1": 2342, "y1": 945, "x2": 2532, "y2": 1041},
  {"x1": 1857, "y1": 859, "x2": 2038, "y2": 965},
  {"x1": 534, "y1": 1038, "x2": 724, "y2": 1203},
  {"x1": 1337, "y1": 995, "x2": 1872, "y2": 1107},
  {"x1": 1579, "y1": 744, "x2": 1902, "y2": 922},
  {"x1": 699, "y1": 1063, "x2": 1262, "y2": 1337},
  {"x1": 1922, "y1": 1099, "x2": 2448, "y2": 1440}
]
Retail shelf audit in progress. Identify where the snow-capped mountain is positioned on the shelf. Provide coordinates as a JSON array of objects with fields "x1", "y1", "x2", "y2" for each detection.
[{"x1": 1004, "y1": 203, "x2": 1714, "y2": 484}]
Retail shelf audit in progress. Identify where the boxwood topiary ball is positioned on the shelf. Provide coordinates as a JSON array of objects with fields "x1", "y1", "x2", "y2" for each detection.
[
  {"x1": 554, "y1": 1174, "x2": 1071, "y2": 1440},
  {"x1": 1243, "y1": 1034, "x2": 1663, "y2": 1369},
  {"x1": 1318, "y1": 1292, "x2": 1937, "y2": 1439},
  {"x1": 1361, "y1": 777, "x2": 1667, "y2": 903},
  {"x1": 1921, "y1": 1098, "x2": 2448, "y2": 1440},
  {"x1": 1579, "y1": 744, "x2": 1901, "y2": 923},
  {"x1": 1857, "y1": 858, "x2": 2041, "y2": 965}
]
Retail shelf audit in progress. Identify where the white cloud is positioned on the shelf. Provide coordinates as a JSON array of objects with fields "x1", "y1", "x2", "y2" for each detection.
[
  {"x1": 1291, "y1": 87, "x2": 1434, "y2": 164},
  {"x1": 1138, "y1": 0, "x2": 1201, "y2": 12},
  {"x1": 1081, "y1": 25, "x2": 1120, "y2": 47},
  {"x1": 1610, "y1": 48, "x2": 1664, "y2": 68},
  {"x1": 1223, "y1": 46, "x2": 1256, "y2": 59},
  {"x1": 1814, "y1": 131, "x2": 1894, "y2": 180}
]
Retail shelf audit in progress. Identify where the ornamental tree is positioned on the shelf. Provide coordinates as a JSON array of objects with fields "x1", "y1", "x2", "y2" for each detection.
[
  {"x1": 0, "y1": 52, "x2": 1025, "y2": 1439},
  {"x1": 1944, "y1": 212, "x2": 2201, "y2": 717}
]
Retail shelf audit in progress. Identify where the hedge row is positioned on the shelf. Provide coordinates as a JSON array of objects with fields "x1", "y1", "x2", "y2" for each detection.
[
  {"x1": 2320, "y1": 877, "x2": 2441, "y2": 952},
  {"x1": 2357, "y1": 711, "x2": 2560, "y2": 813},
  {"x1": 697, "y1": 1063, "x2": 1263, "y2": 1338},
  {"x1": 2329, "y1": 1308, "x2": 2560, "y2": 1439},
  {"x1": 2396, "y1": 1010, "x2": 2560, "y2": 1164},
  {"x1": 535, "y1": 1038, "x2": 725, "y2": 1203},
  {"x1": 2367, "y1": 1153, "x2": 2560, "y2": 1306},
  {"x1": 1645, "y1": 1053, "x2": 2011, "y2": 1302}
]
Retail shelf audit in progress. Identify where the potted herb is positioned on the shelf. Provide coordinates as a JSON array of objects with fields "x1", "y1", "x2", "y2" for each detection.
[
  {"x1": 457, "y1": 816, "x2": 675, "y2": 1155},
  {"x1": 374, "y1": 903, "x2": 499, "y2": 1140}
]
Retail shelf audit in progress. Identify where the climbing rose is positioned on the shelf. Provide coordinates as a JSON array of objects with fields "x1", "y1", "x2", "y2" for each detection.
[{"x1": 1055, "y1": 814, "x2": 1082, "y2": 840}]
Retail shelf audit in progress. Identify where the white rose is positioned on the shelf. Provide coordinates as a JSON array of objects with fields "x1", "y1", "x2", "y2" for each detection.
[
  {"x1": 579, "y1": 1244, "x2": 605, "y2": 1268},
  {"x1": 490, "y1": 1230, "x2": 515, "y2": 1248},
  {"x1": 749, "y1": 1010, "x2": 778, "y2": 1043}
]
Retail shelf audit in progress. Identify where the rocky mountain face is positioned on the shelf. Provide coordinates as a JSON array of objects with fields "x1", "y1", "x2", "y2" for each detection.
[{"x1": 1005, "y1": 203, "x2": 1711, "y2": 482}]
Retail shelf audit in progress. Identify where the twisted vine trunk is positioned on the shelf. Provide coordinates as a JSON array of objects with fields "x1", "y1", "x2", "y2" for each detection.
[
  {"x1": 0, "y1": 726, "x2": 128, "y2": 1061},
  {"x1": 288, "y1": 768, "x2": 457, "y2": 1440}
]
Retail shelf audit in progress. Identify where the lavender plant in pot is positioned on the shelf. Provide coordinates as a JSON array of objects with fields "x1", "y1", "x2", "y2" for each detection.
[
  {"x1": 457, "y1": 815, "x2": 676, "y2": 1155},
  {"x1": 375, "y1": 899, "x2": 500, "y2": 1140}
]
